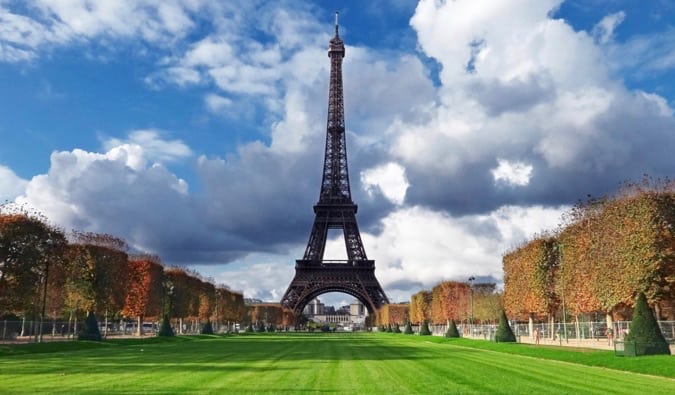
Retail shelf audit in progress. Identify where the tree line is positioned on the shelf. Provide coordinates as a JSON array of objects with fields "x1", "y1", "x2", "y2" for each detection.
[
  {"x1": 503, "y1": 178, "x2": 674, "y2": 327},
  {"x1": 0, "y1": 206, "x2": 245, "y2": 339},
  {"x1": 374, "y1": 280, "x2": 502, "y2": 327}
]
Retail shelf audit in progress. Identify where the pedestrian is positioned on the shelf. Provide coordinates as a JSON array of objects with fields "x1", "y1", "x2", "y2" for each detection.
[{"x1": 534, "y1": 328, "x2": 540, "y2": 345}]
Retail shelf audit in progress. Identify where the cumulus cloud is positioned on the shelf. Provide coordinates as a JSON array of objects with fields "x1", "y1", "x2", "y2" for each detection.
[
  {"x1": 103, "y1": 129, "x2": 193, "y2": 164},
  {"x1": 491, "y1": 159, "x2": 533, "y2": 187},
  {"x1": 4, "y1": 0, "x2": 675, "y2": 305},
  {"x1": 361, "y1": 162, "x2": 409, "y2": 205},
  {"x1": 0, "y1": 165, "x2": 28, "y2": 201}
]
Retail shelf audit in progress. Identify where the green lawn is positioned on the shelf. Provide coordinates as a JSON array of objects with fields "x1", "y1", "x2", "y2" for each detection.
[{"x1": 1, "y1": 333, "x2": 673, "y2": 394}]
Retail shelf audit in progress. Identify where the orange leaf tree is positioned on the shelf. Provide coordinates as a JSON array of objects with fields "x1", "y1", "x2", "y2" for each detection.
[
  {"x1": 122, "y1": 255, "x2": 163, "y2": 333},
  {"x1": 410, "y1": 290, "x2": 432, "y2": 324},
  {"x1": 431, "y1": 281, "x2": 469, "y2": 324},
  {"x1": 503, "y1": 236, "x2": 557, "y2": 320}
]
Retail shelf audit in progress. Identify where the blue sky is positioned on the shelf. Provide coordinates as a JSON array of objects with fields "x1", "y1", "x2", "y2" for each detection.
[{"x1": 1, "y1": 0, "x2": 674, "y2": 307}]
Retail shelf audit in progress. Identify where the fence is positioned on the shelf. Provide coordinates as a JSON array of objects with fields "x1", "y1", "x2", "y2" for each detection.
[
  {"x1": 398, "y1": 321, "x2": 675, "y2": 343},
  {"x1": 0, "y1": 319, "x2": 241, "y2": 342}
]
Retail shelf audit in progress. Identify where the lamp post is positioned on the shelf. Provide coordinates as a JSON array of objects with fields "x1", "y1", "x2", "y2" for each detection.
[
  {"x1": 468, "y1": 276, "x2": 475, "y2": 338},
  {"x1": 557, "y1": 243, "x2": 568, "y2": 344}
]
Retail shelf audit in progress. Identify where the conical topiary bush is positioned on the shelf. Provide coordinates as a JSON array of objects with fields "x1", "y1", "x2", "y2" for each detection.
[
  {"x1": 494, "y1": 310, "x2": 516, "y2": 342},
  {"x1": 78, "y1": 311, "x2": 102, "y2": 341},
  {"x1": 419, "y1": 320, "x2": 431, "y2": 336},
  {"x1": 386, "y1": 324, "x2": 392, "y2": 333},
  {"x1": 245, "y1": 323, "x2": 254, "y2": 333},
  {"x1": 404, "y1": 321, "x2": 414, "y2": 334},
  {"x1": 445, "y1": 320, "x2": 460, "y2": 338},
  {"x1": 201, "y1": 320, "x2": 214, "y2": 334},
  {"x1": 393, "y1": 323, "x2": 401, "y2": 333},
  {"x1": 158, "y1": 314, "x2": 174, "y2": 337},
  {"x1": 624, "y1": 292, "x2": 670, "y2": 355}
]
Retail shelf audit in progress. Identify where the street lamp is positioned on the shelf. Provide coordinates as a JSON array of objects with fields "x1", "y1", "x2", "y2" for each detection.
[
  {"x1": 468, "y1": 276, "x2": 475, "y2": 338},
  {"x1": 557, "y1": 243, "x2": 568, "y2": 344}
]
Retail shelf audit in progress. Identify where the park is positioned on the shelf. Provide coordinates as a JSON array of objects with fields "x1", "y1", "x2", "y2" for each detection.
[{"x1": 1, "y1": 332, "x2": 675, "y2": 394}]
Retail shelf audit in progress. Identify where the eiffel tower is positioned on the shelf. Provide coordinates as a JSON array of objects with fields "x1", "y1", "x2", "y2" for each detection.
[{"x1": 281, "y1": 13, "x2": 389, "y2": 315}]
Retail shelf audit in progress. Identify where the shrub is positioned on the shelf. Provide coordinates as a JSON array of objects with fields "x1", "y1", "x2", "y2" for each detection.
[
  {"x1": 245, "y1": 324, "x2": 254, "y2": 333},
  {"x1": 404, "y1": 321, "x2": 414, "y2": 334},
  {"x1": 494, "y1": 310, "x2": 516, "y2": 342},
  {"x1": 624, "y1": 292, "x2": 670, "y2": 355},
  {"x1": 393, "y1": 324, "x2": 401, "y2": 333},
  {"x1": 201, "y1": 320, "x2": 214, "y2": 335},
  {"x1": 78, "y1": 311, "x2": 102, "y2": 341},
  {"x1": 445, "y1": 320, "x2": 460, "y2": 338},
  {"x1": 386, "y1": 324, "x2": 392, "y2": 333},
  {"x1": 158, "y1": 315, "x2": 174, "y2": 337},
  {"x1": 419, "y1": 321, "x2": 431, "y2": 336}
]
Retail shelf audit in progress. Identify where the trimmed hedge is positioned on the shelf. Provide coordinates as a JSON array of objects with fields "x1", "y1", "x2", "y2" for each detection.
[
  {"x1": 494, "y1": 310, "x2": 516, "y2": 342},
  {"x1": 158, "y1": 314, "x2": 174, "y2": 337},
  {"x1": 78, "y1": 311, "x2": 102, "y2": 341},
  {"x1": 624, "y1": 292, "x2": 670, "y2": 355},
  {"x1": 419, "y1": 321, "x2": 431, "y2": 336},
  {"x1": 445, "y1": 320, "x2": 460, "y2": 338}
]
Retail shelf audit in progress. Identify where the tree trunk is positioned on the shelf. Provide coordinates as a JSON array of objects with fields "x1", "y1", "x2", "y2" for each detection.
[
  {"x1": 137, "y1": 316, "x2": 143, "y2": 336},
  {"x1": 528, "y1": 315, "x2": 534, "y2": 340}
]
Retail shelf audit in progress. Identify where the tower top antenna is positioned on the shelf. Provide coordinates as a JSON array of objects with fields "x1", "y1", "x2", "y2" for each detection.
[{"x1": 334, "y1": 11, "x2": 339, "y2": 36}]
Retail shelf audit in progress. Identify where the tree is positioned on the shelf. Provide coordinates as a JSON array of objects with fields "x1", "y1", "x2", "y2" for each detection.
[
  {"x1": 78, "y1": 311, "x2": 102, "y2": 341},
  {"x1": 0, "y1": 211, "x2": 67, "y2": 325},
  {"x1": 624, "y1": 292, "x2": 670, "y2": 355},
  {"x1": 431, "y1": 281, "x2": 470, "y2": 324},
  {"x1": 201, "y1": 319, "x2": 214, "y2": 335},
  {"x1": 158, "y1": 314, "x2": 174, "y2": 337},
  {"x1": 495, "y1": 310, "x2": 516, "y2": 342},
  {"x1": 445, "y1": 320, "x2": 460, "y2": 338},
  {"x1": 503, "y1": 236, "x2": 558, "y2": 321},
  {"x1": 122, "y1": 256, "x2": 163, "y2": 335},
  {"x1": 419, "y1": 320, "x2": 431, "y2": 336},
  {"x1": 65, "y1": 233, "x2": 128, "y2": 330},
  {"x1": 410, "y1": 291, "x2": 432, "y2": 324}
]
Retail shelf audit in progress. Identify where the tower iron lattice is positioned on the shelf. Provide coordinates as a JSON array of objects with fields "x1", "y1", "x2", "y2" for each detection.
[{"x1": 280, "y1": 13, "x2": 389, "y2": 315}]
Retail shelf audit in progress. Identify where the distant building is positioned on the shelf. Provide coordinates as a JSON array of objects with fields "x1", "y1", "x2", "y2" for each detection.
[
  {"x1": 303, "y1": 298, "x2": 325, "y2": 316},
  {"x1": 304, "y1": 298, "x2": 367, "y2": 328}
]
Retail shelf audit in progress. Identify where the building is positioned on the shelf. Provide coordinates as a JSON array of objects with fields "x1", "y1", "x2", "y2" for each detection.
[{"x1": 304, "y1": 298, "x2": 367, "y2": 329}]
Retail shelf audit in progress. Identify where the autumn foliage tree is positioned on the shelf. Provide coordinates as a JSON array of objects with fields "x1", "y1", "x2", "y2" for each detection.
[
  {"x1": 410, "y1": 291, "x2": 432, "y2": 325},
  {"x1": 376, "y1": 304, "x2": 409, "y2": 326},
  {"x1": 503, "y1": 177, "x2": 675, "y2": 324},
  {"x1": 123, "y1": 255, "x2": 163, "y2": 335},
  {"x1": 65, "y1": 232, "x2": 129, "y2": 316},
  {"x1": 0, "y1": 209, "x2": 66, "y2": 339},
  {"x1": 431, "y1": 281, "x2": 470, "y2": 324},
  {"x1": 503, "y1": 236, "x2": 558, "y2": 321}
]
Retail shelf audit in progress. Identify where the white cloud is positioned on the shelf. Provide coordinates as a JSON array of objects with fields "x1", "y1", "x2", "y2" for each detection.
[
  {"x1": 204, "y1": 93, "x2": 233, "y2": 113},
  {"x1": 592, "y1": 11, "x2": 625, "y2": 45},
  {"x1": 361, "y1": 162, "x2": 409, "y2": 205},
  {"x1": 0, "y1": 165, "x2": 28, "y2": 201},
  {"x1": 103, "y1": 129, "x2": 192, "y2": 164},
  {"x1": 491, "y1": 159, "x2": 533, "y2": 187},
  {"x1": 365, "y1": 204, "x2": 566, "y2": 299}
]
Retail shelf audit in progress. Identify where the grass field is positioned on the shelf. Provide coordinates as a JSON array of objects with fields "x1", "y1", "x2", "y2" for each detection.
[{"x1": 1, "y1": 333, "x2": 674, "y2": 394}]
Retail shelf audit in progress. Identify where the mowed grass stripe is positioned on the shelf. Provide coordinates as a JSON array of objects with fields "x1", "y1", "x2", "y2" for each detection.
[{"x1": 1, "y1": 333, "x2": 674, "y2": 394}]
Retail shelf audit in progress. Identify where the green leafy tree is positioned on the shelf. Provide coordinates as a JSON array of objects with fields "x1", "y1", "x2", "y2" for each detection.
[
  {"x1": 625, "y1": 293, "x2": 670, "y2": 355},
  {"x1": 495, "y1": 310, "x2": 516, "y2": 342}
]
